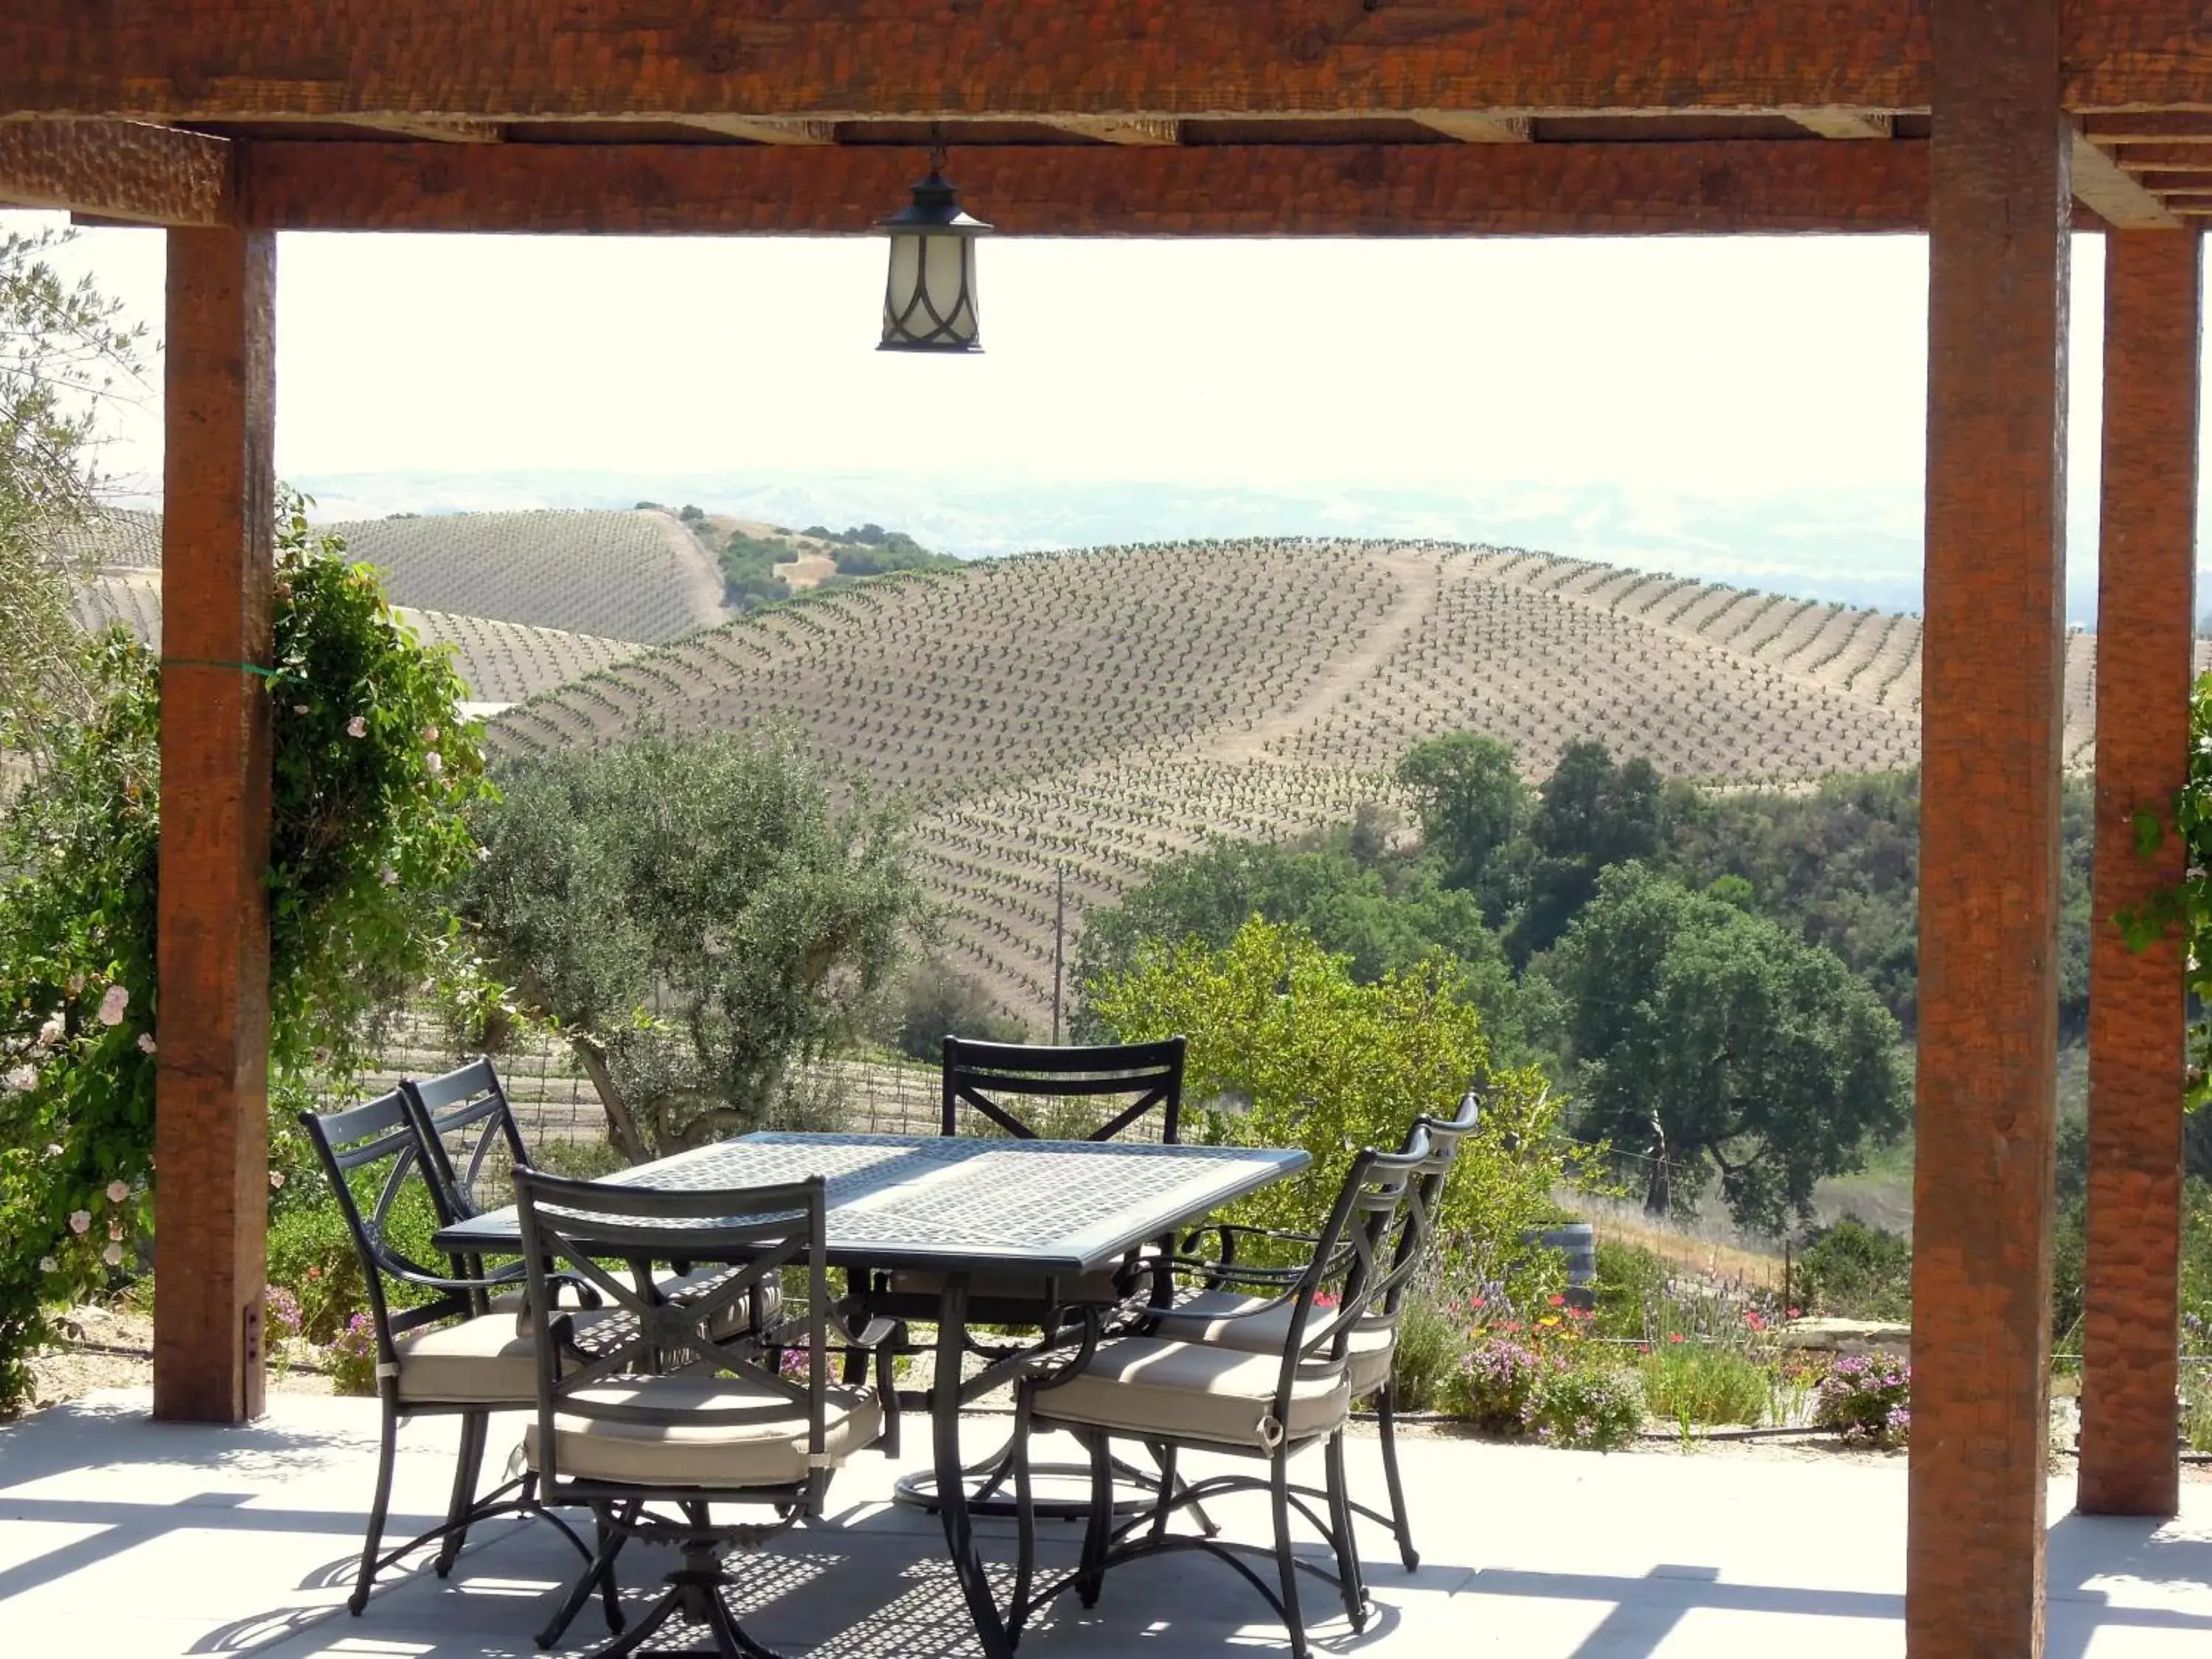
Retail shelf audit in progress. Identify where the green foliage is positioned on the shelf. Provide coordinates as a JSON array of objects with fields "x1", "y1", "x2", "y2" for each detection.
[
  {"x1": 1387, "y1": 1285, "x2": 1467, "y2": 1412},
  {"x1": 463, "y1": 726, "x2": 927, "y2": 1153},
  {"x1": 895, "y1": 955, "x2": 1026, "y2": 1061},
  {"x1": 1, "y1": 228, "x2": 145, "y2": 754},
  {"x1": 1546, "y1": 864, "x2": 1909, "y2": 1231},
  {"x1": 1525, "y1": 1363, "x2": 1646, "y2": 1450},
  {"x1": 1636, "y1": 1341, "x2": 1771, "y2": 1427},
  {"x1": 1790, "y1": 1215, "x2": 1912, "y2": 1321},
  {"x1": 1071, "y1": 830, "x2": 1540, "y2": 1064},
  {"x1": 1395, "y1": 732, "x2": 1528, "y2": 901},
  {"x1": 1087, "y1": 917, "x2": 1579, "y2": 1299},
  {"x1": 1508, "y1": 741, "x2": 1663, "y2": 963},
  {"x1": 2120, "y1": 669, "x2": 2212, "y2": 1108},
  {"x1": 0, "y1": 509, "x2": 485, "y2": 1414},
  {"x1": 265, "y1": 1166, "x2": 442, "y2": 1342},
  {"x1": 1590, "y1": 1239, "x2": 1672, "y2": 1341},
  {"x1": 719, "y1": 529, "x2": 793, "y2": 612}
]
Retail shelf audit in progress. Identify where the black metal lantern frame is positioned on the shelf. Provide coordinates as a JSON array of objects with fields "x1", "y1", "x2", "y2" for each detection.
[{"x1": 878, "y1": 143, "x2": 991, "y2": 352}]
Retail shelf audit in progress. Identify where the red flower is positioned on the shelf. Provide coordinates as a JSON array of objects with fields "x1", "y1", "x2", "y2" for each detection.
[
  {"x1": 1547, "y1": 1294, "x2": 1566, "y2": 1307},
  {"x1": 1668, "y1": 1332, "x2": 1685, "y2": 1344},
  {"x1": 1787, "y1": 1307, "x2": 1801, "y2": 1319}
]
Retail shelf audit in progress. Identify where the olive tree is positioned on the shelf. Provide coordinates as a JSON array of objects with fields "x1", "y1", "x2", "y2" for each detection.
[
  {"x1": 1, "y1": 228, "x2": 145, "y2": 755},
  {"x1": 464, "y1": 727, "x2": 928, "y2": 1156}
]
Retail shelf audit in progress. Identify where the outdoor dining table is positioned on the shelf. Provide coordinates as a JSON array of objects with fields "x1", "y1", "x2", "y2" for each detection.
[{"x1": 433, "y1": 1129, "x2": 1310, "y2": 1658}]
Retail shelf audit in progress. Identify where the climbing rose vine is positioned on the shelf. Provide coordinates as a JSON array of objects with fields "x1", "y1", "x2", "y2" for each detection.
[{"x1": 0, "y1": 501, "x2": 492, "y2": 1414}]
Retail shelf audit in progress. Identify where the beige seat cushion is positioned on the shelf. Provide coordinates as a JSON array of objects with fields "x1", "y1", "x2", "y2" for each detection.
[
  {"x1": 888, "y1": 1267, "x2": 1126, "y2": 1306},
  {"x1": 395, "y1": 1312, "x2": 554, "y2": 1405},
  {"x1": 1031, "y1": 1336, "x2": 1352, "y2": 1450},
  {"x1": 525, "y1": 1378, "x2": 883, "y2": 1489},
  {"x1": 1150, "y1": 1290, "x2": 1398, "y2": 1398}
]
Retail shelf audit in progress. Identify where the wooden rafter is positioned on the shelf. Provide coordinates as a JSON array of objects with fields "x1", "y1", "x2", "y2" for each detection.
[
  {"x1": 1411, "y1": 114, "x2": 1534, "y2": 144},
  {"x1": 235, "y1": 138, "x2": 1931, "y2": 237},
  {"x1": 1037, "y1": 116, "x2": 1181, "y2": 146},
  {"x1": 1, "y1": 1, "x2": 2207, "y2": 122},
  {"x1": 666, "y1": 116, "x2": 837, "y2": 145},
  {"x1": 0, "y1": 117, "x2": 231, "y2": 225},
  {"x1": 2070, "y1": 132, "x2": 2183, "y2": 230},
  {"x1": 1788, "y1": 111, "x2": 1896, "y2": 139}
]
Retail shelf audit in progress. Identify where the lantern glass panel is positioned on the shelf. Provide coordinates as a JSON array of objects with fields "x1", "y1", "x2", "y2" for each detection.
[{"x1": 882, "y1": 229, "x2": 980, "y2": 350}]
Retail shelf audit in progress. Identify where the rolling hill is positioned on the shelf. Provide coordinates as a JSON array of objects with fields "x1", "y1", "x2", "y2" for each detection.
[
  {"x1": 485, "y1": 536, "x2": 2136, "y2": 1025},
  {"x1": 58, "y1": 506, "x2": 723, "y2": 644}
]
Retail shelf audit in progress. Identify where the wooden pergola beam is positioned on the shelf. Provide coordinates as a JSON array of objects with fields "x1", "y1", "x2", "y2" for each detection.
[
  {"x1": 2080, "y1": 229, "x2": 2200, "y2": 1522},
  {"x1": 236, "y1": 139, "x2": 1932, "y2": 236},
  {"x1": 0, "y1": 118, "x2": 231, "y2": 225},
  {"x1": 1, "y1": 1, "x2": 2206, "y2": 119},
  {"x1": 1909, "y1": 1, "x2": 2070, "y2": 1655},
  {"x1": 153, "y1": 226, "x2": 276, "y2": 1425}
]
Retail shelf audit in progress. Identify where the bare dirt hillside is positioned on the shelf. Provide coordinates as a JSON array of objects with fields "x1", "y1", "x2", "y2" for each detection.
[
  {"x1": 77, "y1": 508, "x2": 726, "y2": 644},
  {"x1": 490, "y1": 537, "x2": 2157, "y2": 1026},
  {"x1": 72, "y1": 570, "x2": 641, "y2": 707}
]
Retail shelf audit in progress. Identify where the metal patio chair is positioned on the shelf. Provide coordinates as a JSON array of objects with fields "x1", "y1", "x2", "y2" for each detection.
[
  {"x1": 858, "y1": 1036, "x2": 1187, "y2": 1514},
  {"x1": 511, "y1": 1166, "x2": 894, "y2": 1659},
  {"x1": 1006, "y1": 1128, "x2": 1433, "y2": 1659},
  {"x1": 1157, "y1": 1088, "x2": 1483, "y2": 1571},
  {"x1": 299, "y1": 1091, "x2": 597, "y2": 1615}
]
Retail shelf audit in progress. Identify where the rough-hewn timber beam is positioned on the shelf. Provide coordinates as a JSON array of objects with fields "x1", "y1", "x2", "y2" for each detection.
[
  {"x1": 2072, "y1": 132, "x2": 2183, "y2": 228},
  {"x1": 2080, "y1": 229, "x2": 2200, "y2": 1523},
  {"x1": 153, "y1": 224, "x2": 276, "y2": 1425},
  {"x1": 2083, "y1": 115, "x2": 2212, "y2": 145},
  {"x1": 0, "y1": 117, "x2": 230, "y2": 225},
  {"x1": 0, "y1": 1, "x2": 2205, "y2": 119},
  {"x1": 1908, "y1": 0, "x2": 2070, "y2": 1652},
  {"x1": 237, "y1": 139, "x2": 1931, "y2": 236}
]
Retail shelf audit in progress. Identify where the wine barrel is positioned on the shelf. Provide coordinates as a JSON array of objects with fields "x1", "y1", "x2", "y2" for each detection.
[{"x1": 1529, "y1": 1221, "x2": 1597, "y2": 1311}]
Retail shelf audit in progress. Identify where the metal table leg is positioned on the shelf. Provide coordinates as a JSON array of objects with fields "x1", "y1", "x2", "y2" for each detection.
[{"x1": 932, "y1": 1274, "x2": 1016, "y2": 1659}]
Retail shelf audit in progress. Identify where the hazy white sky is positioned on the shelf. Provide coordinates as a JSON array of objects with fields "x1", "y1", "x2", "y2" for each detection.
[{"x1": 32, "y1": 214, "x2": 2146, "y2": 508}]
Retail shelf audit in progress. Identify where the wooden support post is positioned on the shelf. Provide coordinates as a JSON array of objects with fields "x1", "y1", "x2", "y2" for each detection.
[
  {"x1": 1909, "y1": 1, "x2": 2070, "y2": 1653},
  {"x1": 152, "y1": 228, "x2": 276, "y2": 1425},
  {"x1": 2079, "y1": 229, "x2": 2202, "y2": 1518}
]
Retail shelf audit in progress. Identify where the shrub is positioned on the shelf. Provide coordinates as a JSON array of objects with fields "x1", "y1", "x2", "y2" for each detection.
[
  {"x1": 0, "y1": 504, "x2": 488, "y2": 1416},
  {"x1": 1591, "y1": 1239, "x2": 1670, "y2": 1341},
  {"x1": 896, "y1": 956, "x2": 1027, "y2": 1061},
  {"x1": 1637, "y1": 1340, "x2": 1772, "y2": 1427},
  {"x1": 1792, "y1": 1215, "x2": 1912, "y2": 1321},
  {"x1": 1388, "y1": 1286, "x2": 1469, "y2": 1412},
  {"x1": 328, "y1": 1312, "x2": 378, "y2": 1396},
  {"x1": 1445, "y1": 1332, "x2": 1548, "y2": 1432},
  {"x1": 1526, "y1": 1363, "x2": 1646, "y2": 1450},
  {"x1": 1812, "y1": 1353, "x2": 1910, "y2": 1445}
]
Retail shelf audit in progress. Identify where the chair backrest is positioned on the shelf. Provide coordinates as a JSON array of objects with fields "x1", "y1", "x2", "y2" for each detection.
[
  {"x1": 297, "y1": 1091, "x2": 479, "y2": 1389},
  {"x1": 939, "y1": 1035, "x2": 1186, "y2": 1144},
  {"x1": 400, "y1": 1057, "x2": 532, "y2": 1228},
  {"x1": 512, "y1": 1167, "x2": 834, "y2": 1506},
  {"x1": 1268, "y1": 1128, "x2": 1432, "y2": 1423},
  {"x1": 1366, "y1": 1086, "x2": 1485, "y2": 1331}
]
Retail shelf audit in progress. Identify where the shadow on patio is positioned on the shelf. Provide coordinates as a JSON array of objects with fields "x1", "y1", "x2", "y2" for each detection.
[{"x1": 3, "y1": 1391, "x2": 2209, "y2": 1658}]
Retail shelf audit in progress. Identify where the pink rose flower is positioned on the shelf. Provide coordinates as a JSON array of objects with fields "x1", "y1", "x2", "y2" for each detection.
[
  {"x1": 101, "y1": 1242, "x2": 124, "y2": 1267},
  {"x1": 106, "y1": 1180, "x2": 130, "y2": 1203},
  {"x1": 97, "y1": 984, "x2": 129, "y2": 1026},
  {"x1": 346, "y1": 714, "x2": 367, "y2": 738},
  {"x1": 68, "y1": 1210, "x2": 91, "y2": 1234}
]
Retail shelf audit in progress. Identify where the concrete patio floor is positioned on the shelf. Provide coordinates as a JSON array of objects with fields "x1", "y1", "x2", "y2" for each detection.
[{"x1": 2, "y1": 1391, "x2": 2209, "y2": 1658}]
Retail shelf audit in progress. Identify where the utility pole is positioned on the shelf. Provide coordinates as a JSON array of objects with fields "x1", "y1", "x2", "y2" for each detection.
[{"x1": 1051, "y1": 861, "x2": 1067, "y2": 1045}]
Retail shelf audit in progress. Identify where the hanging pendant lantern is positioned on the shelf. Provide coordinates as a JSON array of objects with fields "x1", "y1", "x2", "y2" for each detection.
[{"x1": 877, "y1": 145, "x2": 990, "y2": 352}]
